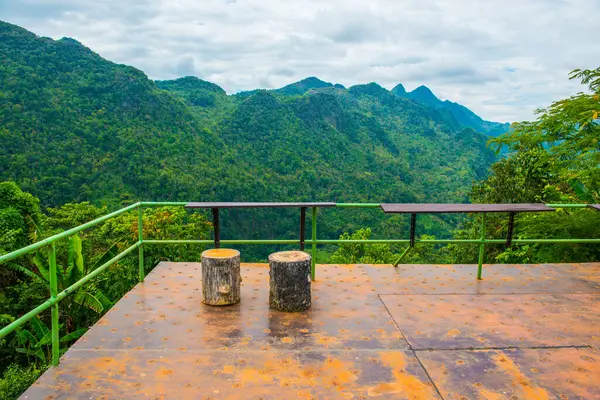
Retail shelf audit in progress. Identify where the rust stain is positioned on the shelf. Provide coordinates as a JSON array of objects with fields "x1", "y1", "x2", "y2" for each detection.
[
  {"x1": 368, "y1": 352, "x2": 436, "y2": 399},
  {"x1": 493, "y1": 352, "x2": 550, "y2": 400},
  {"x1": 477, "y1": 387, "x2": 506, "y2": 400}
]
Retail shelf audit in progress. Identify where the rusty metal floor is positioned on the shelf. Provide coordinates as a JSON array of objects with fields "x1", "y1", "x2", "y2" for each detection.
[{"x1": 22, "y1": 262, "x2": 600, "y2": 399}]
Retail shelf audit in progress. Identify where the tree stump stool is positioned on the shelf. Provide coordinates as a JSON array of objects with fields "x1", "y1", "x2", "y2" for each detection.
[
  {"x1": 201, "y1": 248, "x2": 241, "y2": 306},
  {"x1": 268, "y1": 251, "x2": 311, "y2": 312}
]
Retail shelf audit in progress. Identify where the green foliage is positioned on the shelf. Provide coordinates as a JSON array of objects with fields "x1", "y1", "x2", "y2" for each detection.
[
  {"x1": 491, "y1": 66, "x2": 600, "y2": 201},
  {"x1": 0, "y1": 182, "x2": 41, "y2": 253},
  {"x1": 0, "y1": 186, "x2": 212, "y2": 387},
  {"x1": 3, "y1": 20, "x2": 599, "y2": 396},
  {"x1": 453, "y1": 66, "x2": 600, "y2": 265},
  {"x1": 0, "y1": 364, "x2": 44, "y2": 400},
  {"x1": 330, "y1": 228, "x2": 393, "y2": 264},
  {"x1": 13, "y1": 317, "x2": 54, "y2": 364},
  {"x1": 330, "y1": 229, "x2": 451, "y2": 264},
  {"x1": 0, "y1": 21, "x2": 500, "y2": 261}
]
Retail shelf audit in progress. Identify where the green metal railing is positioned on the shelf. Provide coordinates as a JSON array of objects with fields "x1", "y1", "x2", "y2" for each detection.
[{"x1": 0, "y1": 201, "x2": 598, "y2": 367}]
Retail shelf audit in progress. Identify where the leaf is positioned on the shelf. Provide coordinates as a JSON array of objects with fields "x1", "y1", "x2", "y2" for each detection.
[
  {"x1": 90, "y1": 236, "x2": 125, "y2": 271},
  {"x1": 60, "y1": 328, "x2": 87, "y2": 343},
  {"x1": 32, "y1": 251, "x2": 49, "y2": 281},
  {"x1": 67, "y1": 235, "x2": 84, "y2": 282},
  {"x1": 29, "y1": 316, "x2": 49, "y2": 340},
  {"x1": 34, "y1": 347, "x2": 46, "y2": 362},
  {"x1": 93, "y1": 290, "x2": 112, "y2": 310},
  {"x1": 36, "y1": 329, "x2": 53, "y2": 347},
  {"x1": 0, "y1": 314, "x2": 15, "y2": 325},
  {"x1": 15, "y1": 329, "x2": 37, "y2": 346},
  {"x1": 593, "y1": 111, "x2": 598, "y2": 120},
  {"x1": 25, "y1": 214, "x2": 43, "y2": 243},
  {"x1": 73, "y1": 291, "x2": 104, "y2": 313},
  {"x1": 15, "y1": 348, "x2": 37, "y2": 356},
  {"x1": 4, "y1": 262, "x2": 43, "y2": 282}
]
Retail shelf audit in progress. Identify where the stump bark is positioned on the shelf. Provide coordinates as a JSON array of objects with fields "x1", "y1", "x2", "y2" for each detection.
[
  {"x1": 268, "y1": 251, "x2": 311, "y2": 312},
  {"x1": 201, "y1": 248, "x2": 241, "y2": 306}
]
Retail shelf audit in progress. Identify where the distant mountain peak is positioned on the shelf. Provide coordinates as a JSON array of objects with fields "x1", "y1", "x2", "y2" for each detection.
[
  {"x1": 391, "y1": 83, "x2": 407, "y2": 96},
  {"x1": 275, "y1": 77, "x2": 333, "y2": 95},
  {"x1": 348, "y1": 82, "x2": 390, "y2": 98},
  {"x1": 155, "y1": 76, "x2": 225, "y2": 94},
  {"x1": 408, "y1": 85, "x2": 441, "y2": 106},
  {"x1": 299, "y1": 77, "x2": 330, "y2": 86}
]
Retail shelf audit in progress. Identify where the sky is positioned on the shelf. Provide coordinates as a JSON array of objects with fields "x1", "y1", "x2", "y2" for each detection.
[{"x1": 2, "y1": 0, "x2": 599, "y2": 122}]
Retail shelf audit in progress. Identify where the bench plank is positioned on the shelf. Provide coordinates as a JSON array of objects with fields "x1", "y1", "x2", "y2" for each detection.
[{"x1": 186, "y1": 202, "x2": 336, "y2": 209}]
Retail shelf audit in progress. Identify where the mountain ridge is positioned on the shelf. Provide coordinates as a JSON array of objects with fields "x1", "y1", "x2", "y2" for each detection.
[
  {"x1": 265, "y1": 77, "x2": 510, "y2": 137},
  {"x1": 1, "y1": 20, "x2": 497, "y2": 253},
  {"x1": 162, "y1": 73, "x2": 510, "y2": 137}
]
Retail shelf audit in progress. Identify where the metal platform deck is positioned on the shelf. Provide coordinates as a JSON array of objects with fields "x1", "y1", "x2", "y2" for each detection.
[{"x1": 22, "y1": 262, "x2": 600, "y2": 399}]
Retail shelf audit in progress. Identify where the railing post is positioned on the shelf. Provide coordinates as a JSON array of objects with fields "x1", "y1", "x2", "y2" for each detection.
[
  {"x1": 477, "y1": 213, "x2": 486, "y2": 280},
  {"x1": 138, "y1": 204, "x2": 144, "y2": 282},
  {"x1": 311, "y1": 207, "x2": 317, "y2": 281},
  {"x1": 49, "y1": 243, "x2": 60, "y2": 366}
]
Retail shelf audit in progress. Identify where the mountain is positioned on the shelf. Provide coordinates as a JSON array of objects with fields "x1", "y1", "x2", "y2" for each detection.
[
  {"x1": 407, "y1": 85, "x2": 442, "y2": 107},
  {"x1": 390, "y1": 83, "x2": 407, "y2": 96},
  {"x1": 274, "y1": 77, "x2": 333, "y2": 95},
  {"x1": 392, "y1": 84, "x2": 510, "y2": 137},
  {"x1": 0, "y1": 21, "x2": 498, "y2": 254}
]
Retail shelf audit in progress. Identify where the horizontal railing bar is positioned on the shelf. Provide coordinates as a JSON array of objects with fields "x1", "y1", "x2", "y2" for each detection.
[
  {"x1": 0, "y1": 298, "x2": 54, "y2": 340},
  {"x1": 0, "y1": 241, "x2": 140, "y2": 340},
  {"x1": 143, "y1": 240, "x2": 300, "y2": 245},
  {"x1": 143, "y1": 238, "x2": 600, "y2": 245},
  {"x1": 140, "y1": 202, "x2": 592, "y2": 209},
  {"x1": 546, "y1": 204, "x2": 589, "y2": 208},
  {"x1": 0, "y1": 202, "x2": 141, "y2": 264},
  {"x1": 508, "y1": 238, "x2": 600, "y2": 243},
  {"x1": 335, "y1": 203, "x2": 381, "y2": 208}
]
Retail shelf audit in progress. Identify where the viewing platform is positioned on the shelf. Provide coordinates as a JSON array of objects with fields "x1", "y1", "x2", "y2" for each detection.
[{"x1": 22, "y1": 261, "x2": 600, "y2": 399}]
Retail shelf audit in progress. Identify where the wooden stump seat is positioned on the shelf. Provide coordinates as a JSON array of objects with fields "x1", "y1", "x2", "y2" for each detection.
[
  {"x1": 201, "y1": 248, "x2": 241, "y2": 306},
  {"x1": 268, "y1": 251, "x2": 311, "y2": 312}
]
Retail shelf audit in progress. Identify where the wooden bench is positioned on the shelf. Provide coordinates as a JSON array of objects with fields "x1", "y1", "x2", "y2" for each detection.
[
  {"x1": 185, "y1": 202, "x2": 335, "y2": 250},
  {"x1": 381, "y1": 203, "x2": 555, "y2": 249}
]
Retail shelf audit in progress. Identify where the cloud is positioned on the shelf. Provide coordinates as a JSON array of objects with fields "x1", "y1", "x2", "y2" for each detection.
[{"x1": 2, "y1": 0, "x2": 599, "y2": 122}]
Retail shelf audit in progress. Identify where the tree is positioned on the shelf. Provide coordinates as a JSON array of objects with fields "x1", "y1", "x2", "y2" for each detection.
[
  {"x1": 491, "y1": 66, "x2": 600, "y2": 202},
  {"x1": 453, "y1": 67, "x2": 600, "y2": 264},
  {"x1": 0, "y1": 182, "x2": 41, "y2": 253}
]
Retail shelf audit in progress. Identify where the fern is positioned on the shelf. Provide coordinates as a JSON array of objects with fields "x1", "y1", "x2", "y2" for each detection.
[{"x1": 3, "y1": 262, "x2": 43, "y2": 282}]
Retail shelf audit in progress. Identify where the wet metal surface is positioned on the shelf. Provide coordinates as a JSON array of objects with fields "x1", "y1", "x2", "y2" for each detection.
[
  {"x1": 365, "y1": 263, "x2": 600, "y2": 294},
  {"x1": 21, "y1": 262, "x2": 600, "y2": 399},
  {"x1": 418, "y1": 347, "x2": 600, "y2": 400},
  {"x1": 380, "y1": 293, "x2": 600, "y2": 349}
]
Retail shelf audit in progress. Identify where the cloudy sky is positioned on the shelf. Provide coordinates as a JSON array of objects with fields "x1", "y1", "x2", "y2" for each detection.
[{"x1": 2, "y1": 0, "x2": 599, "y2": 122}]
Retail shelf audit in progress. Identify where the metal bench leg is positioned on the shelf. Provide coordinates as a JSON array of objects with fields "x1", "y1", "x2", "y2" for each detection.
[{"x1": 477, "y1": 213, "x2": 486, "y2": 280}]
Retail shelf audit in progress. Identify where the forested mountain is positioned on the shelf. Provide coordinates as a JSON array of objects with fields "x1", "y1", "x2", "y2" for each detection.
[
  {"x1": 1, "y1": 18, "x2": 599, "y2": 398},
  {"x1": 391, "y1": 83, "x2": 511, "y2": 136},
  {"x1": 1, "y1": 20, "x2": 500, "y2": 246}
]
